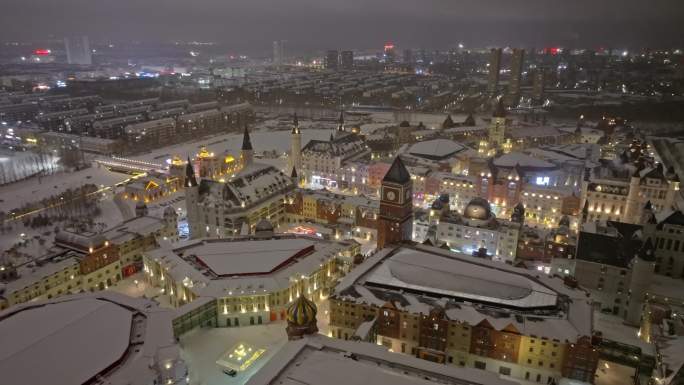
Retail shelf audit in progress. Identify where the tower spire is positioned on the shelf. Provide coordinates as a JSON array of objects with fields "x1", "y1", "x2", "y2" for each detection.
[
  {"x1": 337, "y1": 110, "x2": 345, "y2": 132},
  {"x1": 241, "y1": 125, "x2": 254, "y2": 167},
  {"x1": 292, "y1": 113, "x2": 300, "y2": 134},
  {"x1": 185, "y1": 156, "x2": 197, "y2": 187},
  {"x1": 242, "y1": 125, "x2": 253, "y2": 151},
  {"x1": 493, "y1": 97, "x2": 506, "y2": 118}
]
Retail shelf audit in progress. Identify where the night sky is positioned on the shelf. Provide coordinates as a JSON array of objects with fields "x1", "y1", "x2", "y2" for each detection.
[{"x1": 2, "y1": 0, "x2": 683, "y2": 51}]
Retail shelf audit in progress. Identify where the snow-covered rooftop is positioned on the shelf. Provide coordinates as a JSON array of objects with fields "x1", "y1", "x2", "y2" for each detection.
[
  {"x1": 407, "y1": 139, "x2": 466, "y2": 160},
  {"x1": 493, "y1": 152, "x2": 557, "y2": 169},
  {"x1": 147, "y1": 235, "x2": 357, "y2": 297},
  {"x1": 364, "y1": 248, "x2": 558, "y2": 309},
  {"x1": 0, "y1": 292, "x2": 184, "y2": 385},
  {"x1": 0, "y1": 297, "x2": 132, "y2": 385},
  {"x1": 245, "y1": 335, "x2": 517, "y2": 385},
  {"x1": 333, "y1": 245, "x2": 593, "y2": 342},
  {"x1": 192, "y1": 238, "x2": 315, "y2": 275}
]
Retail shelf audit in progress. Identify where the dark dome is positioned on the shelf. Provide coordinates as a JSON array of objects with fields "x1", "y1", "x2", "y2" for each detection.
[
  {"x1": 464, "y1": 198, "x2": 492, "y2": 220},
  {"x1": 255, "y1": 218, "x2": 274, "y2": 233}
]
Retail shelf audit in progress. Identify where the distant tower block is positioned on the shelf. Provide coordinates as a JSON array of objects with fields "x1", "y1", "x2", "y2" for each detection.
[
  {"x1": 377, "y1": 156, "x2": 413, "y2": 249},
  {"x1": 487, "y1": 48, "x2": 502, "y2": 96},
  {"x1": 505, "y1": 48, "x2": 525, "y2": 107}
]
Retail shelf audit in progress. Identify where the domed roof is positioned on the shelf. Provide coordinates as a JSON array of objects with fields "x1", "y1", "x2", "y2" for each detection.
[
  {"x1": 287, "y1": 295, "x2": 317, "y2": 327},
  {"x1": 255, "y1": 218, "x2": 274, "y2": 233},
  {"x1": 464, "y1": 198, "x2": 492, "y2": 220}
]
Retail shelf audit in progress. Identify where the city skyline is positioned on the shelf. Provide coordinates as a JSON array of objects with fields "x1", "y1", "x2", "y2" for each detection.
[{"x1": 1, "y1": 0, "x2": 683, "y2": 52}]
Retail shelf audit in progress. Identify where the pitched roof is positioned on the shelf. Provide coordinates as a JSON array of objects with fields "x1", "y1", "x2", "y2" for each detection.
[
  {"x1": 660, "y1": 211, "x2": 684, "y2": 227},
  {"x1": 383, "y1": 156, "x2": 411, "y2": 184}
]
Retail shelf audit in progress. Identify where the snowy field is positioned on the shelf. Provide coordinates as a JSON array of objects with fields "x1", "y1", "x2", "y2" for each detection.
[
  {"x1": 0, "y1": 149, "x2": 61, "y2": 185},
  {"x1": 0, "y1": 164, "x2": 128, "y2": 213}
]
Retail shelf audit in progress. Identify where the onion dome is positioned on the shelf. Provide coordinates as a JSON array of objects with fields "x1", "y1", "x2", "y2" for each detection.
[
  {"x1": 464, "y1": 198, "x2": 493, "y2": 220},
  {"x1": 287, "y1": 295, "x2": 317, "y2": 327}
]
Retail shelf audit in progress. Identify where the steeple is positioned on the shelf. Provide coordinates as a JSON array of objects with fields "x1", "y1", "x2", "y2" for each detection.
[
  {"x1": 185, "y1": 157, "x2": 197, "y2": 187},
  {"x1": 383, "y1": 156, "x2": 411, "y2": 184},
  {"x1": 241, "y1": 125, "x2": 254, "y2": 167},
  {"x1": 378, "y1": 155, "x2": 413, "y2": 249},
  {"x1": 290, "y1": 166, "x2": 298, "y2": 179},
  {"x1": 292, "y1": 113, "x2": 300, "y2": 134},
  {"x1": 337, "y1": 110, "x2": 345, "y2": 132},
  {"x1": 493, "y1": 97, "x2": 507, "y2": 118},
  {"x1": 289, "y1": 114, "x2": 302, "y2": 176},
  {"x1": 242, "y1": 125, "x2": 253, "y2": 151}
]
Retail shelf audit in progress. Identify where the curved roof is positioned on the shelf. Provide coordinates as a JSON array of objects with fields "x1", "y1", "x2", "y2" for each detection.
[
  {"x1": 464, "y1": 198, "x2": 493, "y2": 220},
  {"x1": 0, "y1": 298, "x2": 132, "y2": 385},
  {"x1": 255, "y1": 218, "x2": 274, "y2": 233},
  {"x1": 365, "y1": 248, "x2": 557, "y2": 309}
]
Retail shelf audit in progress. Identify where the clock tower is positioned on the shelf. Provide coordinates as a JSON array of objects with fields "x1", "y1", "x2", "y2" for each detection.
[{"x1": 378, "y1": 156, "x2": 413, "y2": 249}]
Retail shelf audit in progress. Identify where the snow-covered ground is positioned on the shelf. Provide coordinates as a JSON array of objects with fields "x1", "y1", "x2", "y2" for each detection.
[
  {"x1": 108, "y1": 273, "x2": 176, "y2": 308},
  {"x1": 595, "y1": 360, "x2": 636, "y2": 385},
  {"x1": 0, "y1": 164, "x2": 128, "y2": 213},
  {"x1": 179, "y1": 323, "x2": 289, "y2": 385}
]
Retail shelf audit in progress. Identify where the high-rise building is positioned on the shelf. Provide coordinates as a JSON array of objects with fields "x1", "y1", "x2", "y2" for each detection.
[
  {"x1": 403, "y1": 48, "x2": 413, "y2": 64},
  {"x1": 532, "y1": 67, "x2": 547, "y2": 105},
  {"x1": 340, "y1": 50, "x2": 354, "y2": 70},
  {"x1": 272, "y1": 40, "x2": 285, "y2": 66},
  {"x1": 377, "y1": 156, "x2": 413, "y2": 249},
  {"x1": 325, "y1": 50, "x2": 339, "y2": 70},
  {"x1": 64, "y1": 36, "x2": 92, "y2": 65},
  {"x1": 487, "y1": 48, "x2": 502, "y2": 96},
  {"x1": 383, "y1": 43, "x2": 396, "y2": 63},
  {"x1": 506, "y1": 48, "x2": 525, "y2": 107}
]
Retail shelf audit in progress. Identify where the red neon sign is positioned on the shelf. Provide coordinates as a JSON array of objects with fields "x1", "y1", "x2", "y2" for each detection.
[{"x1": 34, "y1": 49, "x2": 51, "y2": 56}]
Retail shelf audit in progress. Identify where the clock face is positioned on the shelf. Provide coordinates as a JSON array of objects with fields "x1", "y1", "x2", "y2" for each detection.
[{"x1": 386, "y1": 190, "x2": 396, "y2": 201}]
